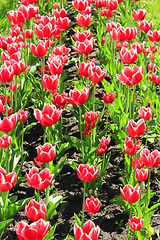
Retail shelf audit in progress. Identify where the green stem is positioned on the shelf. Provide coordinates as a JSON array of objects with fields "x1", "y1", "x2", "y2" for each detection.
[
  {"x1": 41, "y1": 56, "x2": 45, "y2": 105},
  {"x1": 127, "y1": 203, "x2": 132, "y2": 239},
  {"x1": 7, "y1": 133, "x2": 9, "y2": 173},
  {"x1": 82, "y1": 181, "x2": 86, "y2": 227},
  {"x1": 15, "y1": 75, "x2": 18, "y2": 112},
  {"x1": 45, "y1": 163, "x2": 50, "y2": 207},
  {"x1": 21, "y1": 122, "x2": 24, "y2": 162},
  {"x1": 132, "y1": 85, "x2": 136, "y2": 120},
  {"x1": 5, "y1": 83, "x2": 8, "y2": 117},
  {"x1": 91, "y1": 213, "x2": 93, "y2": 221},
  {"x1": 133, "y1": 138, "x2": 137, "y2": 186},
  {"x1": 106, "y1": 105, "x2": 108, "y2": 135},
  {"x1": 93, "y1": 85, "x2": 96, "y2": 143},
  {"x1": 129, "y1": 87, "x2": 131, "y2": 119},
  {"x1": 144, "y1": 168, "x2": 151, "y2": 214},
  {"x1": 79, "y1": 105, "x2": 84, "y2": 163},
  {"x1": 145, "y1": 121, "x2": 148, "y2": 148}
]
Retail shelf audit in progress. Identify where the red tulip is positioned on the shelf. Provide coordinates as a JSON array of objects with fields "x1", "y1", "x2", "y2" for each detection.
[
  {"x1": 120, "y1": 184, "x2": 141, "y2": 203},
  {"x1": 138, "y1": 20, "x2": 152, "y2": 33},
  {"x1": 111, "y1": 26, "x2": 126, "y2": 42},
  {"x1": 0, "y1": 96, "x2": 11, "y2": 105},
  {"x1": 2, "y1": 105, "x2": 12, "y2": 116},
  {"x1": 34, "y1": 104, "x2": 62, "y2": 127},
  {"x1": 117, "y1": 65, "x2": 143, "y2": 86},
  {"x1": 106, "y1": 0, "x2": 118, "y2": 11},
  {"x1": 52, "y1": 44, "x2": 70, "y2": 55},
  {"x1": 11, "y1": 59, "x2": 26, "y2": 75},
  {"x1": 75, "y1": 14, "x2": 92, "y2": 28},
  {"x1": 26, "y1": 167, "x2": 54, "y2": 190},
  {"x1": 47, "y1": 55, "x2": 63, "y2": 76},
  {"x1": 84, "y1": 196, "x2": 101, "y2": 214},
  {"x1": 148, "y1": 72, "x2": 160, "y2": 84},
  {"x1": 76, "y1": 164, "x2": 98, "y2": 182},
  {"x1": 27, "y1": 4, "x2": 39, "y2": 19},
  {"x1": 96, "y1": 136, "x2": 110, "y2": 155},
  {"x1": 138, "y1": 106, "x2": 152, "y2": 120},
  {"x1": 42, "y1": 74, "x2": 58, "y2": 92},
  {"x1": 133, "y1": 9, "x2": 147, "y2": 21},
  {"x1": 74, "y1": 30, "x2": 92, "y2": 42},
  {"x1": 76, "y1": 61, "x2": 95, "y2": 78},
  {"x1": 140, "y1": 149, "x2": 160, "y2": 168},
  {"x1": 102, "y1": 92, "x2": 114, "y2": 104},
  {"x1": 128, "y1": 216, "x2": 143, "y2": 231},
  {"x1": 17, "y1": 109, "x2": 28, "y2": 122},
  {"x1": 25, "y1": 199, "x2": 46, "y2": 222},
  {"x1": 74, "y1": 220, "x2": 100, "y2": 240},
  {"x1": 53, "y1": 2, "x2": 60, "y2": 9},
  {"x1": 126, "y1": 119, "x2": 145, "y2": 138},
  {"x1": 67, "y1": 86, "x2": 90, "y2": 105},
  {"x1": 0, "y1": 134, "x2": 12, "y2": 148},
  {"x1": 22, "y1": 29, "x2": 33, "y2": 39},
  {"x1": 73, "y1": 38, "x2": 94, "y2": 55},
  {"x1": 100, "y1": 9, "x2": 114, "y2": 18},
  {"x1": 35, "y1": 22, "x2": 54, "y2": 39},
  {"x1": 15, "y1": 219, "x2": 50, "y2": 240},
  {"x1": 88, "y1": 65, "x2": 106, "y2": 84},
  {"x1": 57, "y1": 17, "x2": 71, "y2": 31},
  {"x1": 136, "y1": 168, "x2": 148, "y2": 182},
  {"x1": 72, "y1": 0, "x2": 88, "y2": 11},
  {"x1": 52, "y1": 91, "x2": 68, "y2": 109},
  {"x1": 9, "y1": 25, "x2": 21, "y2": 37},
  {"x1": 85, "y1": 111, "x2": 100, "y2": 123},
  {"x1": 147, "y1": 63, "x2": 156, "y2": 72},
  {"x1": 132, "y1": 158, "x2": 143, "y2": 169},
  {"x1": 80, "y1": 6, "x2": 92, "y2": 14},
  {"x1": 8, "y1": 10, "x2": 22, "y2": 27},
  {"x1": 95, "y1": 0, "x2": 105, "y2": 8},
  {"x1": 0, "y1": 167, "x2": 17, "y2": 192},
  {"x1": 124, "y1": 137, "x2": 140, "y2": 156},
  {"x1": 31, "y1": 40, "x2": 48, "y2": 57},
  {"x1": 100, "y1": 38, "x2": 106, "y2": 44},
  {"x1": 119, "y1": 47, "x2": 137, "y2": 64},
  {"x1": 116, "y1": 41, "x2": 129, "y2": 50},
  {"x1": 0, "y1": 62, "x2": 14, "y2": 83},
  {"x1": 10, "y1": 82, "x2": 20, "y2": 92},
  {"x1": 0, "y1": 113, "x2": 17, "y2": 133},
  {"x1": 17, "y1": 5, "x2": 28, "y2": 23},
  {"x1": 147, "y1": 30, "x2": 160, "y2": 42},
  {"x1": 131, "y1": 42, "x2": 144, "y2": 54},
  {"x1": 34, "y1": 143, "x2": 56, "y2": 166},
  {"x1": 107, "y1": 22, "x2": 120, "y2": 34}
]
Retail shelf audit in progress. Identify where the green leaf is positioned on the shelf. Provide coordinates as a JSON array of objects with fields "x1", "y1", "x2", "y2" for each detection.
[
  {"x1": 74, "y1": 213, "x2": 82, "y2": 227},
  {"x1": 145, "y1": 202, "x2": 160, "y2": 215},
  {"x1": 84, "y1": 147, "x2": 97, "y2": 163},
  {"x1": 45, "y1": 194, "x2": 64, "y2": 220},
  {"x1": 43, "y1": 223, "x2": 57, "y2": 240},
  {"x1": 9, "y1": 150, "x2": 21, "y2": 172},
  {"x1": 0, "y1": 221, "x2": 6, "y2": 230}
]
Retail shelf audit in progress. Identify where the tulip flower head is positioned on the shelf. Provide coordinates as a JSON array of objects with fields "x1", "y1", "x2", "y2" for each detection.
[
  {"x1": 0, "y1": 166, "x2": 17, "y2": 192},
  {"x1": 0, "y1": 113, "x2": 17, "y2": 133},
  {"x1": 140, "y1": 149, "x2": 160, "y2": 168},
  {"x1": 126, "y1": 119, "x2": 145, "y2": 138},
  {"x1": 128, "y1": 216, "x2": 143, "y2": 231},
  {"x1": 34, "y1": 142, "x2": 56, "y2": 166},
  {"x1": 0, "y1": 134, "x2": 12, "y2": 148},
  {"x1": 138, "y1": 20, "x2": 152, "y2": 33},
  {"x1": 133, "y1": 9, "x2": 147, "y2": 21},
  {"x1": 74, "y1": 220, "x2": 100, "y2": 240},
  {"x1": 25, "y1": 199, "x2": 46, "y2": 222},
  {"x1": 120, "y1": 184, "x2": 141, "y2": 203},
  {"x1": 67, "y1": 87, "x2": 90, "y2": 105},
  {"x1": 84, "y1": 196, "x2": 101, "y2": 214},
  {"x1": 138, "y1": 106, "x2": 152, "y2": 121},
  {"x1": 96, "y1": 136, "x2": 110, "y2": 155},
  {"x1": 102, "y1": 92, "x2": 114, "y2": 104},
  {"x1": 119, "y1": 47, "x2": 138, "y2": 64},
  {"x1": 136, "y1": 168, "x2": 148, "y2": 182},
  {"x1": 76, "y1": 164, "x2": 98, "y2": 182},
  {"x1": 124, "y1": 137, "x2": 141, "y2": 156}
]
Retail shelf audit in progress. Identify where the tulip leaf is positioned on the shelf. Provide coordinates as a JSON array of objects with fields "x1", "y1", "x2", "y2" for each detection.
[
  {"x1": 145, "y1": 203, "x2": 160, "y2": 216},
  {"x1": 45, "y1": 194, "x2": 64, "y2": 220},
  {"x1": 84, "y1": 147, "x2": 97, "y2": 163},
  {"x1": 74, "y1": 213, "x2": 82, "y2": 227},
  {"x1": 43, "y1": 223, "x2": 57, "y2": 240},
  {"x1": 8, "y1": 195, "x2": 18, "y2": 204},
  {"x1": 9, "y1": 149, "x2": 21, "y2": 172},
  {"x1": 51, "y1": 155, "x2": 67, "y2": 178},
  {"x1": 5, "y1": 203, "x2": 22, "y2": 219},
  {"x1": 0, "y1": 221, "x2": 6, "y2": 230}
]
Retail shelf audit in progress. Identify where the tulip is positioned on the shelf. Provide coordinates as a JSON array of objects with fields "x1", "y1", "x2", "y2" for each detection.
[
  {"x1": 80, "y1": 6, "x2": 92, "y2": 15},
  {"x1": 26, "y1": 167, "x2": 54, "y2": 190},
  {"x1": 34, "y1": 142, "x2": 56, "y2": 166},
  {"x1": 10, "y1": 82, "x2": 20, "y2": 92},
  {"x1": 57, "y1": 17, "x2": 71, "y2": 31},
  {"x1": 17, "y1": 109, "x2": 28, "y2": 122},
  {"x1": 88, "y1": 65, "x2": 106, "y2": 84},
  {"x1": 11, "y1": 59, "x2": 26, "y2": 75},
  {"x1": 9, "y1": 25, "x2": 21, "y2": 37},
  {"x1": 72, "y1": 0, "x2": 88, "y2": 11},
  {"x1": 22, "y1": 29, "x2": 33, "y2": 39},
  {"x1": 76, "y1": 164, "x2": 98, "y2": 182},
  {"x1": 53, "y1": 2, "x2": 60, "y2": 9},
  {"x1": 106, "y1": 0, "x2": 118, "y2": 10},
  {"x1": 133, "y1": 9, "x2": 147, "y2": 21},
  {"x1": 117, "y1": 65, "x2": 143, "y2": 86},
  {"x1": 67, "y1": 87, "x2": 90, "y2": 105},
  {"x1": 138, "y1": 20, "x2": 152, "y2": 33},
  {"x1": 27, "y1": 4, "x2": 39, "y2": 19},
  {"x1": 17, "y1": 5, "x2": 28, "y2": 22},
  {"x1": 76, "y1": 61, "x2": 95, "y2": 78},
  {"x1": 74, "y1": 30, "x2": 92, "y2": 42},
  {"x1": 100, "y1": 38, "x2": 106, "y2": 44},
  {"x1": 34, "y1": 104, "x2": 62, "y2": 127},
  {"x1": 8, "y1": 10, "x2": 22, "y2": 27},
  {"x1": 126, "y1": 119, "x2": 145, "y2": 138},
  {"x1": 147, "y1": 30, "x2": 160, "y2": 42},
  {"x1": 2, "y1": 105, "x2": 12, "y2": 116},
  {"x1": 47, "y1": 55, "x2": 63, "y2": 76},
  {"x1": 25, "y1": 199, "x2": 46, "y2": 222},
  {"x1": 0, "y1": 62, "x2": 14, "y2": 83},
  {"x1": 0, "y1": 113, "x2": 17, "y2": 133},
  {"x1": 84, "y1": 196, "x2": 101, "y2": 214},
  {"x1": 95, "y1": 0, "x2": 105, "y2": 8},
  {"x1": 52, "y1": 44, "x2": 70, "y2": 55},
  {"x1": 15, "y1": 219, "x2": 50, "y2": 240},
  {"x1": 85, "y1": 111, "x2": 100, "y2": 123},
  {"x1": 124, "y1": 137, "x2": 141, "y2": 156},
  {"x1": 96, "y1": 136, "x2": 110, "y2": 155},
  {"x1": 138, "y1": 106, "x2": 152, "y2": 121},
  {"x1": 140, "y1": 149, "x2": 160, "y2": 168},
  {"x1": 100, "y1": 9, "x2": 114, "y2": 18},
  {"x1": 74, "y1": 220, "x2": 100, "y2": 240},
  {"x1": 35, "y1": 22, "x2": 54, "y2": 39},
  {"x1": 150, "y1": 44, "x2": 158, "y2": 53},
  {"x1": 102, "y1": 92, "x2": 114, "y2": 104},
  {"x1": 52, "y1": 91, "x2": 68, "y2": 109},
  {"x1": 42, "y1": 74, "x2": 58, "y2": 92},
  {"x1": 120, "y1": 184, "x2": 141, "y2": 203},
  {"x1": 119, "y1": 47, "x2": 137, "y2": 64},
  {"x1": 73, "y1": 38, "x2": 94, "y2": 55},
  {"x1": 31, "y1": 40, "x2": 48, "y2": 58},
  {"x1": 0, "y1": 96, "x2": 11, "y2": 105},
  {"x1": 126, "y1": 27, "x2": 137, "y2": 42},
  {"x1": 136, "y1": 168, "x2": 148, "y2": 182},
  {"x1": 75, "y1": 13, "x2": 92, "y2": 28},
  {"x1": 111, "y1": 26, "x2": 126, "y2": 42},
  {"x1": 128, "y1": 216, "x2": 143, "y2": 231},
  {"x1": 107, "y1": 22, "x2": 120, "y2": 34},
  {"x1": 148, "y1": 72, "x2": 160, "y2": 84},
  {"x1": 131, "y1": 42, "x2": 144, "y2": 54},
  {"x1": 132, "y1": 158, "x2": 143, "y2": 169},
  {"x1": 0, "y1": 134, "x2": 12, "y2": 148},
  {"x1": 0, "y1": 167, "x2": 17, "y2": 192},
  {"x1": 147, "y1": 63, "x2": 156, "y2": 72}
]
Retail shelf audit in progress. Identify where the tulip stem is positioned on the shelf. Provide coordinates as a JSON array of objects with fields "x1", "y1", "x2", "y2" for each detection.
[
  {"x1": 129, "y1": 87, "x2": 131, "y2": 119},
  {"x1": 145, "y1": 121, "x2": 148, "y2": 148},
  {"x1": 127, "y1": 203, "x2": 132, "y2": 239},
  {"x1": 133, "y1": 138, "x2": 137, "y2": 187},
  {"x1": 15, "y1": 75, "x2": 18, "y2": 112},
  {"x1": 82, "y1": 181, "x2": 86, "y2": 227},
  {"x1": 132, "y1": 85, "x2": 136, "y2": 120},
  {"x1": 21, "y1": 122, "x2": 24, "y2": 164},
  {"x1": 106, "y1": 105, "x2": 108, "y2": 136},
  {"x1": 45, "y1": 163, "x2": 50, "y2": 207},
  {"x1": 4, "y1": 83, "x2": 8, "y2": 117},
  {"x1": 7, "y1": 133, "x2": 9, "y2": 174},
  {"x1": 91, "y1": 213, "x2": 93, "y2": 221},
  {"x1": 41, "y1": 56, "x2": 45, "y2": 105},
  {"x1": 79, "y1": 105, "x2": 84, "y2": 163},
  {"x1": 144, "y1": 168, "x2": 151, "y2": 215},
  {"x1": 60, "y1": 114, "x2": 63, "y2": 142},
  {"x1": 93, "y1": 85, "x2": 96, "y2": 143}
]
